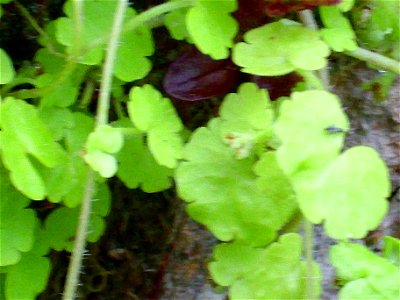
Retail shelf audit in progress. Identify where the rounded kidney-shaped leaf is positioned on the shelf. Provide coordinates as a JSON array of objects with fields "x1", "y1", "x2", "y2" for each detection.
[
  {"x1": 233, "y1": 19, "x2": 330, "y2": 76},
  {"x1": 186, "y1": 0, "x2": 238, "y2": 59},
  {"x1": 175, "y1": 119, "x2": 281, "y2": 246},
  {"x1": 313, "y1": 146, "x2": 390, "y2": 239}
]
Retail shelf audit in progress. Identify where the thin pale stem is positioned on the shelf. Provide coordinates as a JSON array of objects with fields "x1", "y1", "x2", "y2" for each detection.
[
  {"x1": 298, "y1": 9, "x2": 330, "y2": 90},
  {"x1": 304, "y1": 219, "x2": 315, "y2": 300},
  {"x1": 297, "y1": 70, "x2": 325, "y2": 90},
  {"x1": 83, "y1": 0, "x2": 195, "y2": 53},
  {"x1": 62, "y1": 170, "x2": 95, "y2": 300},
  {"x1": 96, "y1": 0, "x2": 128, "y2": 126},
  {"x1": 62, "y1": 1, "x2": 128, "y2": 298},
  {"x1": 345, "y1": 47, "x2": 400, "y2": 74}
]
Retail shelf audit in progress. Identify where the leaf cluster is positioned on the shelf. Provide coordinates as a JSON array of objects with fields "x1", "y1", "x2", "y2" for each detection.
[{"x1": 0, "y1": 0, "x2": 398, "y2": 299}]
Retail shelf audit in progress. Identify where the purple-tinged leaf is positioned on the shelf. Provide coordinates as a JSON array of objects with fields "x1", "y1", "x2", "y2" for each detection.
[
  {"x1": 251, "y1": 73, "x2": 303, "y2": 100},
  {"x1": 163, "y1": 49, "x2": 239, "y2": 101}
]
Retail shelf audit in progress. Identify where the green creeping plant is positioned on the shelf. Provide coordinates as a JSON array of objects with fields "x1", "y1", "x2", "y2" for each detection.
[{"x1": 0, "y1": 0, "x2": 399, "y2": 299}]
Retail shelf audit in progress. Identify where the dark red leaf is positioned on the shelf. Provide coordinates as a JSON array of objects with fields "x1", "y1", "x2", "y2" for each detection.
[
  {"x1": 233, "y1": 0, "x2": 272, "y2": 30},
  {"x1": 163, "y1": 48, "x2": 239, "y2": 101},
  {"x1": 264, "y1": 0, "x2": 341, "y2": 17},
  {"x1": 250, "y1": 73, "x2": 303, "y2": 100}
]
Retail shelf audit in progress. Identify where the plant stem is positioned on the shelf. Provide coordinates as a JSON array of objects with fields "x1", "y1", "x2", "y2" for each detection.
[
  {"x1": 304, "y1": 219, "x2": 315, "y2": 300},
  {"x1": 345, "y1": 47, "x2": 400, "y2": 74},
  {"x1": 62, "y1": 1, "x2": 128, "y2": 299},
  {"x1": 78, "y1": 79, "x2": 95, "y2": 109},
  {"x1": 62, "y1": 170, "x2": 95, "y2": 300},
  {"x1": 14, "y1": 0, "x2": 65, "y2": 58},
  {"x1": 297, "y1": 70, "x2": 325, "y2": 90},
  {"x1": 83, "y1": 0, "x2": 195, "y2": 52},
  {"x1": 298, "y1": 9, "x2": 330, "y2": 90},
  {"x1": 95, "y1": 0, "x2": 128, "y2": 126}
]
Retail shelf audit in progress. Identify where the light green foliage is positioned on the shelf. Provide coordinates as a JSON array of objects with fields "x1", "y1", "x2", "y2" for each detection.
[
  {"x1": 314, "y1": 146, "x2": 390, "y2": 239},
  {"x1": 42, "y1": 183, "x2": 111, "y2": 251},
  {"x1": 254, "y1": 152, "x2": 297, "y2": 225},
  {"x1": 39, "y1": 112, "x2": 93, "y2": 207},
  {"x1": 38, "y1": 107, "x2": 74, "y2": 141},
  {"x1": 209, "y1": 242, "x2": 265, "y2": 286},
  {"x1": 56, "y1": 0, "x2": 154, "y2": 81},
  {"x1": 330, "y1": 242, "x2": 399, "y2": 299},
  {"x1": 274, "y1": 91, "x2": 389, "y2": 239},
  {"x1": 35, "y1": 49, "x2": 89, "y2": 108},
  {"x1": 114, "y1": 118, "x2": 173, "y2": 192},
  {"x1": 84, "y1": 125, "x2": 124, "y2": 178},
  {"x1": 274, "y1": 90, "x2": 349, "y2": 177},
  {"x1": 319, "y1": 6, "x2": 357, "y2": 52},
  {"x1": 186, "y1": 0, "x2": 238, "y2": 59},
  {"x1": 86, "y1": 125, "x2": 123, "y2": 154},
  {"x1": 220, "y1": 82, "x2": 273, "y2": 134},
  {"x1": 233, "y1": 19, "x2": 330, "y2": 76},
  {"x1": 220, "y1": 83, "x2": 274, "y2": 158},
  {"x1": 84, "y1": 151, "x2": 117, "y2": 178},
  {"x1": 0, "y1": 98, "x2": 67, "y2": 199},
  {"x1": 383, "y1": 236, "x2": 400, "y2": 266},
  {"x1": 128, "y1": 85, "x2": 183, "y2": 168},
  {"x1": 352, "y1": 0, "x2": 400, "y2": 59},
  {"x1": 0, "y1": 174, "x2": 36, "y2": 266},
  {"x1": 164, "y1": 4, "x2": 190, "y2": 41},
  {"x1": 4, "y1": 251, "x2": 50, "y2": 300},
  {"x1": 0, "y1": 49, "x2": 15, "y2": 84},
  {"x1": 176, "y1": 119, "x2": 281, "y2": 246},
  {"x1": 337, "y1": 0, "x2": 355, "y2": 12},
  {"x1": 211, "y1": 234, "x2": 321, "y2": 299}
]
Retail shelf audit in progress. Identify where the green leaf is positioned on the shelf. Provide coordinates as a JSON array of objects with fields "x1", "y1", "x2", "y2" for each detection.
[
  {"x1": 0, "y1": 48, "x2": 15, "y2": 84},
  {"x1": 84, "y1": 150, "x2": 117, "y2": 178},
  {"x1": 128, "y1": 85, "x2": 183, "y2": 168},
  {"x1": 0, "y1": 98, "x2": 68, "y2": 199},
  {"x1": 38, "y1": 107, "x2": 74, "y2": 141},
  {"x1": 186, "y1": 0, "x2": 238, "y2": 59},
  {"x1": 319, "y1": 6, "x2": 357, "y2": 52},
  {"x1": 1, "y1": 98, "x2": 67, "y2": 167},
  {"x1": 352, "y1": 0, "x2": 400, "y2": 59},
  {"x1": 221, "y1": 234, "x2": 321, "y2": 299},
  {"x1": 233, "y1": 19, "x2": 330, "y2": 76},
  {"x1": 209, "y1": 242, "x2": 265, "y2": 287},
  {"x1": 220, "y1": 82, "x2": 274, "y2": 134},
  {"x1": 114, "y1": 118, "x2": 173, "y2": 192},
  {"x1": 38, "y1": 112, "x2": 93, "y2": 207},
  {"x1": 56, "y1": 0, "x2": 154, "y2": 81},
  {"x1": 337, "y1": 0, "x2": 355, "y2": 12},
  {"x1": 176, "y1": 119, "x2": 280, "y2": 246},
  {"x1": 330, "y1": 242, "x2": 399, "y2": 299},
  {"x1": 254, "y1": 152, "x2": 297, "y2": 225},
  {"x1": 86, "y1": 125, "x2": 123, "y2": 154},
  {"x1": 1, "y1": 131, "x2": 47, "y2": 200},
  {"x1": 4, "y1": 252, "x2": 50, "y2": 300},
  {"x1": 0, "y1": 172, "x2": 36, "y2": 266},
  {"x1": 35, "y1": 48, "x2": 89, "y2": 107},
  {"x1": 383, "y1": 236, "x2": 400, "y2": 266},
  {"x1": 313, "y1": 146, "x2": 390, "y2": 239},
  {"x1": 42, "y1": 183, "x2": 111, "y2": 251},
  {"x1": 164, "y1": 3, "x2": 190, "y2": 41},
  {"x1": 275, "y1": 90, "x2": 349, "y2": 177}
]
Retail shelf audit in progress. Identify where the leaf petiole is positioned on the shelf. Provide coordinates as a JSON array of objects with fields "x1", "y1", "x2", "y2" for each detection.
[{"x1": 345, "y1": 47, "x2": 400, "y2": 74}]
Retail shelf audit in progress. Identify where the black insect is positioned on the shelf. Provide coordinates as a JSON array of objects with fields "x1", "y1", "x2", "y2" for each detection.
[{"x1": 324, "y1": 126, "x2": 346, "y2": 134}]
